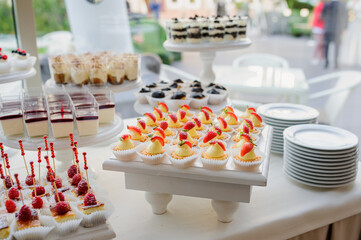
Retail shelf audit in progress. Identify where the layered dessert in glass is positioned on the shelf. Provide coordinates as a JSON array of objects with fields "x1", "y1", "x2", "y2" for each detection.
[{"x1": 0, "y1": 96, "x2": 24, "y2": 136}]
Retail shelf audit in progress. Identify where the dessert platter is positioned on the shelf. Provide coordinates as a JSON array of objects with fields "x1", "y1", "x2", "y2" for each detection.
[
  {"x1": 0, "y1": 48, "x2": 36, "y2": 84},
  {"x1": 103, "y1": 104, "x2": 273, "y2": 222},
  {"x1": 0, "y1": 86, "x2": 123, "y2": 166},
  {"x1": 0, "y1": 136, "x2": 114, "y2": 240},
  {"x1": 163, "y1": 15, "x2": 251, "y2": 83},
  {"x1": 134, "y1": 78, "x2": 231, "y2": 114},
  {"x1": 45, "y1": 51, "x2": 142, "y2": 93}
]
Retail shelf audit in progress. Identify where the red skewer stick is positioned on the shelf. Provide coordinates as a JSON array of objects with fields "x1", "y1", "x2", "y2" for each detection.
[
  {"x1": 69, "y1": 134, "x2": 75, "y2": 164},
  {"x1": 0, "y1": 164, "x2": 7, "y2": 198},
  {"x1": 4, "y1": 154, "x2": 13, "y2": 185},
  {"x1": 30, "y1": 161, "x2": 36, "y2": 196},
  {"x1": 37, "y1": 147, "x2": 42, "y2": 186},
  {"x1": 0, "y1": 143, "x2": 7, "y2": 176},
  {"x1": 83, "y1": 152, "x2": 89, "y2": 191},
  {"x1": 49, "y1": 142, "x2": 56, "y2": 176},
  {"x1": 18, "y1": 140, "x2": 29, "y2": 175},
  {"x1": 44, "y1": 136, "x2": 49, "y2": 156},
  {"x1": 14, "y1": 173, "x2": 24, "y2": 205},
  {"x1": 73, "y1": 147, "x2": 80, "y2": 174},
  {"x1": 49, "y1": 170, "x2": 60, "y2": 202}
]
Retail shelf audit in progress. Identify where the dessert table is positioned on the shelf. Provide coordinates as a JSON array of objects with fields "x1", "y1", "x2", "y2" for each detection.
[
  {"x1": 4, "y1": 117, "x2": 361, "y2": 239},
  {"x1": 214, "y1": 65, "x2": 309, "y2": 104}
]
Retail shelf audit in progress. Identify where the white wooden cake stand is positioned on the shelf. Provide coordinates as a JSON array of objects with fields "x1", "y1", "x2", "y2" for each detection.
[
  {"x1": 163, "y1": 39, "x2": 252, "y2": 83},
  {"x1": 103, "y1": 123, "x2": 272, "y2": 223}
]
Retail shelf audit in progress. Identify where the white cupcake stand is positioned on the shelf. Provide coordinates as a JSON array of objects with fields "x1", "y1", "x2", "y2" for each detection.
[
  {"x1": 163, "y1": 39, "x2": 252, "y2": 83},
  {"x1": 103, "y1": 124, "x2": 272, "y2": 223},
  {"x1": 0, "y1": 68, "x2": 36, "y2": 84}
]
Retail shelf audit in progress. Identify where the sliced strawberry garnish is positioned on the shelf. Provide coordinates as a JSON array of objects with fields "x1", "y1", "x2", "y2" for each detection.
[
  {"x1": 137, "y1": 119, "x2": 146, "y2": 130},
  {"x1": 218, "y1": 117, "x2": 227, "y2": 129},
  {"x1": 120, "y1": 134, "x2": 131, "y2": 141},
  {"x1": 179, "y1": 131, "x2": 188, "y2": 140},
  {"x1": 158, "y1": 102, "x2": 169, "y2": 112},
  {"x1": 159, "y1": 121, "x2": 168, "y2": 130},
  {"x1": 213, "y1": 126, "x2": 222, "y2": 136},
  {"x1": 203, "y1": 131, "x2": 217, "y2": 143},
  {"x1": 183, "y1": 121, "x2": 196, "y2": 131},
  {"x1": 154, "y1": 127, "x2": 165, "y2": 139},
  {"x1": 153, "y1": 108, "x2": 163, "y2": 119},
  {"x1": 251, "y1": 112, "x2": 262, "y2": 122},
  {"x1": 227, "y1": 111, "x2": 238, "y2": 121},
  {"x1": 179, "y1": 140, "x2": 192, "y2": 148},
  {"x1": 192, "y1": 117, "x2": 202, "y2": 128},
  {"x1": 145, "y1": 112, "x2": 156, "y2": 123},
  {"x1": 248, "y1": 107, "x2": 256, "y2": 113},
  {"x1": 241, "y1": 125, "x2": 249, "y2": 134},
  {"x1": 181, "y1": 104, "x2": 190, "y2": 110},
  {"x1": 244, "y1": 119, "x2": 254, "y2": 130},
  {"x1": 201, "y1": 109, "x2": 210, "y2": 120},
  {"x1": 210, "y1": 140, "x2": 226, "y2": 151},
  {"x1": 239, "y1": 133, "x2": 251, "y2": 142},
  {"x1": 201, "y1": 106, "x2": 213, "y2": 114},
  {"x1": 127, "y1": 125, "x2": 142, "y2": 135},
  {"x1": 241, "y1": 142, "x2": 254, "y2": 157},
  {"x1": 151, "y1": 136, "x2": 164, "y2": 146},
  {"x1": 178, "y1": 109, "x2": 186, "y2": 120},
  {"x1": 224, "y1": 106, "x2": 234, "y2": 112},
  {"x1": 169, "y1": 114, "x2": 178, "y2": 123}
]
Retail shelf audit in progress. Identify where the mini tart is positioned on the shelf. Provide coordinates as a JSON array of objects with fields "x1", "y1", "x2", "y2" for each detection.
[
  {"x1": 0, "y1": 215, "x2": 9, "y2": 239},
  {"x1": 71, "y1": 188, "x2": 94, "y2": 200},
  {"x1": 231, "y1": 134, "x2": 258, "y2": 143},
  {"x1": 164, "y1": 129, "x2": 176, "y2": 137},
  {"x1": 173, "y1": 139, "x2": 198, "y2": 147},
  {"x1": 216, "y1": 124, "x2": 233, "y2": 133},
  {"x1": 215, "y1": 133, "x2": 230, "y2": 142},
  {"x1": 131, "y1": 135, "x2": 148, "y2": 143},
  {"x1": 78, "y1": 201, "x2": 105, "y2": 215},
  {"x1": 233, "y1": 154, "x2": 263, "y2": 171},
  {"x1": 50, "y1": 205, "x2": 76, "y2": 223},
  {"x1": 140, "y1": 127, "x2": 152, "y2": 134},
  {"x1": 234, "y1": 155, "x2": 261, "y2": 162},
  {"x1": 170, "y1": 150, "x2": 197, "y2": 159},
  {"x1": 137, "y1": 143, "x2": 166, "y2": 165},
  {"x1": 201, "y1": 152, "x2": 228, "y2": 161},
  {"x1": 141, "y1": 148, "x2": 166, "y2": 156},
  {"x1": 16, "y1": 209, "x2": 41, "y2": 230},
  {"x1": 146, "y1": 137, "x2": 171, "y2": 144},
  {"x1": 201, "y1": 152, "x2": 229, "y2": 170}
]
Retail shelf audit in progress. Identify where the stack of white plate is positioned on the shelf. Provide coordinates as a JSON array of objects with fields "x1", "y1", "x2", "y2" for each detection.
[
  {"x1": 257, "y1": 103, "x2": 319, "y2": 154},
  {"x1": 283, "y1": 124, "x2": 359, "y2": 188}
]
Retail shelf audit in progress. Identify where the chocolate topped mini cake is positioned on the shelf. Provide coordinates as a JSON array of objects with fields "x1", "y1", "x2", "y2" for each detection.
[
  {"x1": 215, "y1": 85, "x2": 227, "y2": 90},
  {"x1": 146, "y1": 83, "x2": 157, "y2": 88},
  {"x1": 207, "y1": 88, "x2": 220, "y2": 94},
  {"x1": 169, "y1": 83, "x2": 179, "y2": 89},
  {"x1": 161, "y1": 87, "x2": 172, "y2": 91},
  {"x1": 171, "y1": 91, "x2": 186, "y2": 100},
  {"x1": 192, "y1": 87, "x2": 204, "y2": 93},
  {"x1": 191, "y1": 93, "x2": 206, "y2": 99},
  {"x1": 173, "y1": 79, "x2": 184, "y2": 84},
  {"x1": 151, "y1": 91, "x2": 165, "y2": 99},
  {"x1": 139, "y1": 88, "x2": 151, "y2": 93}
]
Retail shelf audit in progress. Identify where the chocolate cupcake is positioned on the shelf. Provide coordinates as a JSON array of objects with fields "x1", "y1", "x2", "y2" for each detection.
[
  {"x1": 215, "y1": 85, "x2": 227, "y2": 91},
  {"x1": 171, "y1": 91, "x2": 186, "y2": 100},
  {"x1": 192, "y1": 87, "x2": 204, "y2": 93},
  {"x1": 190, "y1": 93, "x2": 209, "y2": 109},
  {"x1": 161, "y1": 87, "x2": 172, "y2": 92},
  {"x1": 169, "y1": 83, "x2": 179, "y2": 89},
  {"x1": 146, "y1": 83, "x2": 157, "y2": 88},
  {"x1": 191, "y1": 93, "x2": 206, "y2": 99},
  {"x1": 173, "y1": 79, "x2": 184, "y2": 84},
  {"x1": 207, "y1": 89, "x2": 220, "y2": 95},
  {"x1": 152, "y1": 91, "x2": 165, "y2": 99},
  {"x1": 135, "y1": 88, "x2": 152, "y2": 104}
]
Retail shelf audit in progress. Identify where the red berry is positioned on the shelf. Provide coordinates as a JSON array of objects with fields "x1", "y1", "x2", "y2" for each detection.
[
  {"x1": 54, "y1": 201, "x2": 70, "y2": 215},
  {"x1": 55, "y1": 192, "x2": 65, "y2": 203},
  {"x1": 84, "y1": 192, "x2": 97, "y2": 206},
  {"x1": 54, "y1": 178, "x2": 62, "y2": 188},
  {"x1": 32, "y1": 186, "x2": 45, "y2": 197},
  {"x1": 32, "y1": 196, "x2": 43, "y2": 209},
  {"x1": 8, "y1": 187, "x2": 19, "y2": 200},
  {"x1": 18, "y1": 205, "x2": 32, "y2": 222},
  {"x1": 4, "y1": 176, "x2": 12, "y2": 189},
  {"x1": 46, "y1": 171, "x2": 55, "y2": 182},
  {"x1": 159, "y1": 121, "x2": 168, "y2": 130},
  {"x1": 5, "y1": 199, "x2": 16, "y2": 213},
  {"x1": 77, "y1": 180, "x2": 89, "y2": 195},
  {"x1": 25, "y1": 174, "x2": 34, "y2": 186},
  {"x1": 71, "y1": 174, "x2": 82, "y2": 186},
  {"x1": 2, "y1": 55, "x2": 7, "y2": 60},
  {"x1": 179, "y1": 131, "x2": 188, "y2": 140},
  {"x1": 67, "y1": 165, "x2": 78, "y2": 178}
]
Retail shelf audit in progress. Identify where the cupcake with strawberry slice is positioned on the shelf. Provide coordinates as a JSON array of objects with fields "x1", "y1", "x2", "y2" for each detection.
[
  {"x1": 219, "y1": 106, "x2": 234, "y2": 118},
  {"x1": 201, "y1": 106, "x2": 215, "y2": 118},
  {"x1": 240, "y1": 106, "x2": 256, "y2": 120},
  {"x1": 210, "y1": 125, "x2": 231, "y2": 142},
  {"x1": 153, "y1": 107, "x2": 164, "y2": 122},
  {"x1": 232, "y1": 125, "x2": 259, "y2": 144},
  {"x1": 152, "y1": 127, "x2": 171, "y2": 144},
  {"x1": 112, "y1": 134, "x2": 137, "y2": 161},
  {"x1": 192, "y1": 117, "x2": 207, "y2": 132},
  {"x1": 224, "y1": 111, "x2": 240, "y2": 128},
  {"x1": 159, "y1": 120, "x2": 176, "y2": 138},
  {"x1": 168, "y1": 140, "x2": 198, "y2": 168},
  {"x1": 127, "y1": 125, "x2": 148, "y2": 143},
  {"x1": 232, "y1": 132, "x2": 255, "y2": 149},
  {"x1": 137, "y1": 118, "x2": 152, "y2": 134},
  {"x1": 201, "y1": 140, "x2": 229, "y2": 170},
  {"x1": 167, "y1": 113, "x2": 184, "y2": 130},
  {"x1": 137, "y1": 136, "x2": 166, "y2": 165},
  {"x1": 197, "y1": 109, "x2": 212, "y2": 125},
  {"x1": 249, "y1": 112, "x2": 264, "y2": 128},
  {"x1": 216, "y1": 116, "x2": 233, "y2": 133},
  {"x1": 180, "y1": 104, "x2": 194, "y2": 117},
  {"x1": 199, "y1": 131, "x2": 219, "y2": 148},
  {"x1": 177, "y1": 109, "x2": 189, "y2": 123},
  {"x1": 237, "y1": 119, "x2": 259, "y2": 135},
  {"x1": 158, "y1": 102, "x2": 169, "y2": 113},
  {"x1": 144, "y1": 112, "x2": 157, "y2": 127},
  {"x1": 183, "y1": 121, "x2": 202, "y2": 140},
  {"x1": 233, "y1": 142, "x2": 263, "y2": 170},
  {"x1": 173, "y1": 130, "x2": 198, "y2": 147}
]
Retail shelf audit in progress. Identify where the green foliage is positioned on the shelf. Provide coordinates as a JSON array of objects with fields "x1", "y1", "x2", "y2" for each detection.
[
  {"x1": 33, "y1": 0, "x2": 70, "y2": 36},
  {"x1": 0, "y1": 0, "x2": 15, "y2": 34}
]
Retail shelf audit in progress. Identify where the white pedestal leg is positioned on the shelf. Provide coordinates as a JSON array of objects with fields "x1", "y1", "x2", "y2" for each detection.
[
  {"x1": 199, "y1": 51, "x2": 216, "y2": 83},
  {"x1": 55, "y1": 149, "x2": 74, "y2": 173},
  {"x1": 211, "y1": 199, "x2": 239, "y2": 223},
  {"x1": 145, "y1": 192, "x2": 173, "y2": 215}
]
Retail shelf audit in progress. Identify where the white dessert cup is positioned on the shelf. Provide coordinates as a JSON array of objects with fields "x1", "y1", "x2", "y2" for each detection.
[
  {"x1": 145, "y1": 95, "x2": 166, "y2": 108},
  {"x1": 232, "y1": 149, "x2": 264, "y2": 171},
  {"x1": 40, "y1": 215, "x2": 82, "y2": 236},
  {"x1": 11, "y1": 219, "x2": 54, "y2": 240},
  {"x1": 71, "y1": 200, "x2": 111, "y2": 228},
  {"x1": 164, "y1": 95, "x2": 191, "y2": 112},
  {"x1": 12, "y1": 56, "x2": 36, "y2": 71},
  {"x1": 200, "y1": 149, "x2": 230, "y2": 170},
  {"x1": 136, "y1": 143, "x2": 166, "y2": 165},
  {"x1": 207, "y1": 92, "x2": 227, "y2": 105},
  {"x1": 134, "y1": 91, "x2": 150, "y2": 104},
  {"x1": 166, "y1": 147, "x2": 199, "y2": 169},
  {"x1": 0, "y1": 61, "x2": 11, "y2": 74},
  {"x1": 111, "y1": 143, "x2": 138, "y2": 162},
  {"x1": 189, "y1": 94, "x2": 209, "y2": 109}
]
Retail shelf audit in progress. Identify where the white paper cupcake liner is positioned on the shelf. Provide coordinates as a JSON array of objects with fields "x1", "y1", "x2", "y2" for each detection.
[
  {"x1": 190, "y1": 94, "x2": 209, "y2": 109},
  {"x1": 145, "y1": 95, "x2": 166, "y2": 107},
  {"x1": 111, "y1": 143, "x2": 137, "y2": 162},
  {"x1": 136, "y1": 143, "x2": 166, "y2": 165},
  {"x1": 134, "y1": 92, "x2": 150, "y2": 104},
  {"x1": 164, "y1": 96, "x2": 192, "y2": 112},
  {"x1": 232, "y1": 149, "x2": 265, "y2": 171},
  {"x1": 200, "y1": 149, "x2": 230, "y2": 170},
  {"x1": 40, "y1": 215, "x2": 82, "y2": 235},
  {"x1": 166, "y1": 147, "x2": 199, "y2": 169},
  {"x1": 207, "y1": 93, "x2": 227, "y2": 105},
  {"x1": 11, "y1": 219, "x2": 54, "y2": 240},
  {"x1": 216, "y1": 132, "x2": 231, "y2": 143},
  {"x1": 70, "y1": 201, "x2": 110, "y2": 228}
]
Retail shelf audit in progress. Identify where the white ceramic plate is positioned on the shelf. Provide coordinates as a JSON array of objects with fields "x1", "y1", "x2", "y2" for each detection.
[
  {"x1": 285, "y1": 166, "x2": 357, "y2": 182},
  {"x1": 258, "y1": 103, "x2": 319, "y2": 121},
  {"x1": 284, "y1": 168, "x2": 356, "y2": 188},
  {"x1": 285, "y1": 139, "x2": 358, "y2": 155},
  {"x1": 262, "y1": 116, "x2": 317, "y2": 126},
  {"x1": 284, "y1": 124, "x2": 359, "y2": 151}
]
